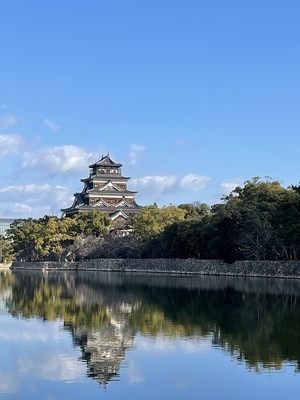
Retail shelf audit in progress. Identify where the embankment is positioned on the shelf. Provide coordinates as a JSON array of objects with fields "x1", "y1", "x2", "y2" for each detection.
[{"x1": 10, "y1": 259, "x2": 300, "y2": 279}]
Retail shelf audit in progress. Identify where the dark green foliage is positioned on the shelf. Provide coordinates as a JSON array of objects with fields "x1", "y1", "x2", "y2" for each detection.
[
  {"x1": 4, "y1": 178, "x2": 300, "y2": 261},
  {"x1": 73, "y1": 210, "x2": 111, "y2": 237},
  {"x1": 6, "y1": 211, "x2": 111, "y2": 262},
  {"x1": 178, "y1": 202, "x2": 210, "y2": 220},
  {"x1": 0, "y1": 236, "x2": 14, "y2": 262},
  {"x1": 139, "y1": 179, "x2": 300, "y2": 261}
]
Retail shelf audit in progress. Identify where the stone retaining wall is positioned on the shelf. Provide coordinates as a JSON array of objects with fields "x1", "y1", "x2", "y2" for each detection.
[{"x1": 10, "y1": 259, "x2": 300, "y2": 279}]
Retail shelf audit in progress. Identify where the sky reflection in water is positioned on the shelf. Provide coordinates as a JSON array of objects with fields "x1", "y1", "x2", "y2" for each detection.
[{"x1": 1, "y1": 270, "x2": 300, "y2": 399}]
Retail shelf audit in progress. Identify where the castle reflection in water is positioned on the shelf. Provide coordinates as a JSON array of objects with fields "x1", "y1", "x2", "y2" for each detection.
[
  {"x1": 66, "y1": 302, "x2": 136, "y2": 387},
  {"x1": 3, "y1": 269, "x2": 300, "y2": 388}
]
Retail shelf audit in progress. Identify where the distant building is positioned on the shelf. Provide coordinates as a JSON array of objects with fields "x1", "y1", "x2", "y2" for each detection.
[
  {"x1": 61, "y1": 153, "x2": 141, "y2": 227},
  {"x1": 0, "y1": 218, "x2": 15, "y2": 236}
]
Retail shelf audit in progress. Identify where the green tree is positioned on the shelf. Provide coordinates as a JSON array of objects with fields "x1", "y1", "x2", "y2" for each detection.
[
  {"x1": 7, "y1": 217, "x2": 69, "y2": 261},
  {"x1": 7, "y1": 211, "x2": 111, "y2": 261},
  {"x1": 34, "y1": 216, "x2": 64, "y2": 258},
  {"x1": 159, "y1": 178, "x2": 300, "y2": 262},
  {"x1": 73, "y1": 210, "x2": 111, "y2": 237},
  {"x1": 0, "y1": 236, "x2": 15, "y2": 262},
  {"x1": 156, "y1": 217, "x2": 213, "y2": 258},
  {"x1": 178, "y1": 202, "x2": 210, "y2": 220},
  {"x1": 7, "y1": 218, "x2": 43, "y2": 261},
  {"x1": 131, "y1": 205, "x2": 187, "y2": 241},
  {"x1": 275, "y1": 185, "x2": 300, "y2": 259},
  {"x1": 212, "y1": 178, "x2": 291, "y2": 261}
]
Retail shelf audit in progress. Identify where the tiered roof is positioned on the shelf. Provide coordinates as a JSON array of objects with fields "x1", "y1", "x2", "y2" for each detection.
[{"x1": 61, "y1": 154, "x2": 140, "y2": 222}]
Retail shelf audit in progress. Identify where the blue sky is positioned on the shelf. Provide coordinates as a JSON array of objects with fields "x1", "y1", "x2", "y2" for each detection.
[{"x1": 1, "y1": 1, "x2": 299, "y2": 218}]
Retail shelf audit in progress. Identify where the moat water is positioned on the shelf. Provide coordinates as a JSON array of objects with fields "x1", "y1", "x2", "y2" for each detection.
[{"x1": 1, "y1": 269, "x2": 300, "y2": 399}]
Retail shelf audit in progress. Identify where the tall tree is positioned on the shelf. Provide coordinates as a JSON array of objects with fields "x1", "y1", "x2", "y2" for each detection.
[
  {"x1": 73, "y1": 210, "x2": 111, "y2": 237},
  {"x1": 131, "y1": 205, "x2": 187, "y2": 241},
  {"x1": 213, "y1": 178, "x2": 290, "y2": 261}
]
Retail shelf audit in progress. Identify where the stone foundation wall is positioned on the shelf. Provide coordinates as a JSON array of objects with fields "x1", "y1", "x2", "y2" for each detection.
[{"x1": 10, "y1": 259, "x2": 300, "y2": 279}]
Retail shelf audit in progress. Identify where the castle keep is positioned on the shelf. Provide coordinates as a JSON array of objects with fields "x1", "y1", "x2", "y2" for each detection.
[{"x1": 61, "y1": 154, "x2": 140, "y2": 225}]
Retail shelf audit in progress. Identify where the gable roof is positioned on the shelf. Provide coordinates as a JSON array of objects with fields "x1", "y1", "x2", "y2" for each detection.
[
  {"x1": 115, "y1": 198, "x2": 134, "y2": 208},
  {"x1": 89, "y1": 153, "x2": 122, "y2": 168},
  {"x1": 99, "y1": 180, "x2": 122, "y2": 192},
  {"x1": 92, "y1": 198, "x2": 110, "y2": 207},
  {"x1": 109, "y1": 210, "x2": 129, "y2": 220}
]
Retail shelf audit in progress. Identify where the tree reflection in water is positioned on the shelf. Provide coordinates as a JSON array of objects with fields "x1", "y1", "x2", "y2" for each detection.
[{"x1": 3, "y1": 270, "x2": 300, "y2": 384}]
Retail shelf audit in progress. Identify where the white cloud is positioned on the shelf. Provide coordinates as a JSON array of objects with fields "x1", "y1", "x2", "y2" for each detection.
[
  {"x1": 0, "y1": 372, "x2": 18, "y2": 394},
  {"x1": 17, "y1": 354, "x2": 85, "y2": 382},
  {"x1": 180, "y1": 174, "x2": 211, "y2": 191},
  {"x1": 0, "y1": 326, "x2": 50, "y2": 342},
  {"x1": 137, "y1": 336, "x2": 177, "y2": 353},
  {"x1": 0, "y1": 114, "x2": 16, "y2": 129},
  {"x1": 131, "y1": 175, "x2": 177, "y2": 193},
  {"x1": 136, "y1": 335, "x2": 210, "y2": 355},
  {"x1": 0, "y1": 319, "x2": 62, "y2": 342},
  {"x1": 220, "y1": 181, "x2": 242, "y2": 196},
  {"x1": 10, "y1": 203, "x2": 33, "y2": 215},
  {"x1": 180, "y1": 338, "x2": 210, "y2": 353},
  {"x1": 131, "y1": 173, "x2": 211, "y2": 200},
  {"x1": 44, "y1": 118, "x2": 60, "y2": 132},
  {"x1": 0, "y1": 134, "x2": 22, "y2": 158},
  {"x1": 127, "y1": 361, "x2": 144, "y2": 385},
  {"x1": 21, "y1": 145, "x2": 98, "y2": 176},
  {"x1": 0, "y1": 184, "x2": 73, "y2": 218},
  {"x1": 0, "y1": 184, "x2": 64, "y2": 203},
  {"x1": 175, "y1": 140, "x2": 188, "y2": 148},
  {"x1": 0, "y1": 319, "x2": 83, "y2": 390},
  {"x1": 129, "y1": 144, "x2": 146, "y2": 165}
]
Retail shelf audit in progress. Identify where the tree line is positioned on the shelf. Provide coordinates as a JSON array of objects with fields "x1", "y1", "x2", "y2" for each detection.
[
  {"x1": 4, "y1": 270, "x2": 300, "y2": 372},
  {"x1": 2, "y1": 177, "x2": 300, "y2": 262}
]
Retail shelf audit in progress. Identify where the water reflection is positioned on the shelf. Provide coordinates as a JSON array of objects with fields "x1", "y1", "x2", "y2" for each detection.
[
  {"x1": 66, "y1": 305, "x2": 135, "y2": 387},
  {"x1": 2, "y1": 269, "x2": 300, "y2": 385}
]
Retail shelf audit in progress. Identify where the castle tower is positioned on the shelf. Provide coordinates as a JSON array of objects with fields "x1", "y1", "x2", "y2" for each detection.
[{"x1": 61, "y1": 154, "x2": 140, "y2": 226}]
